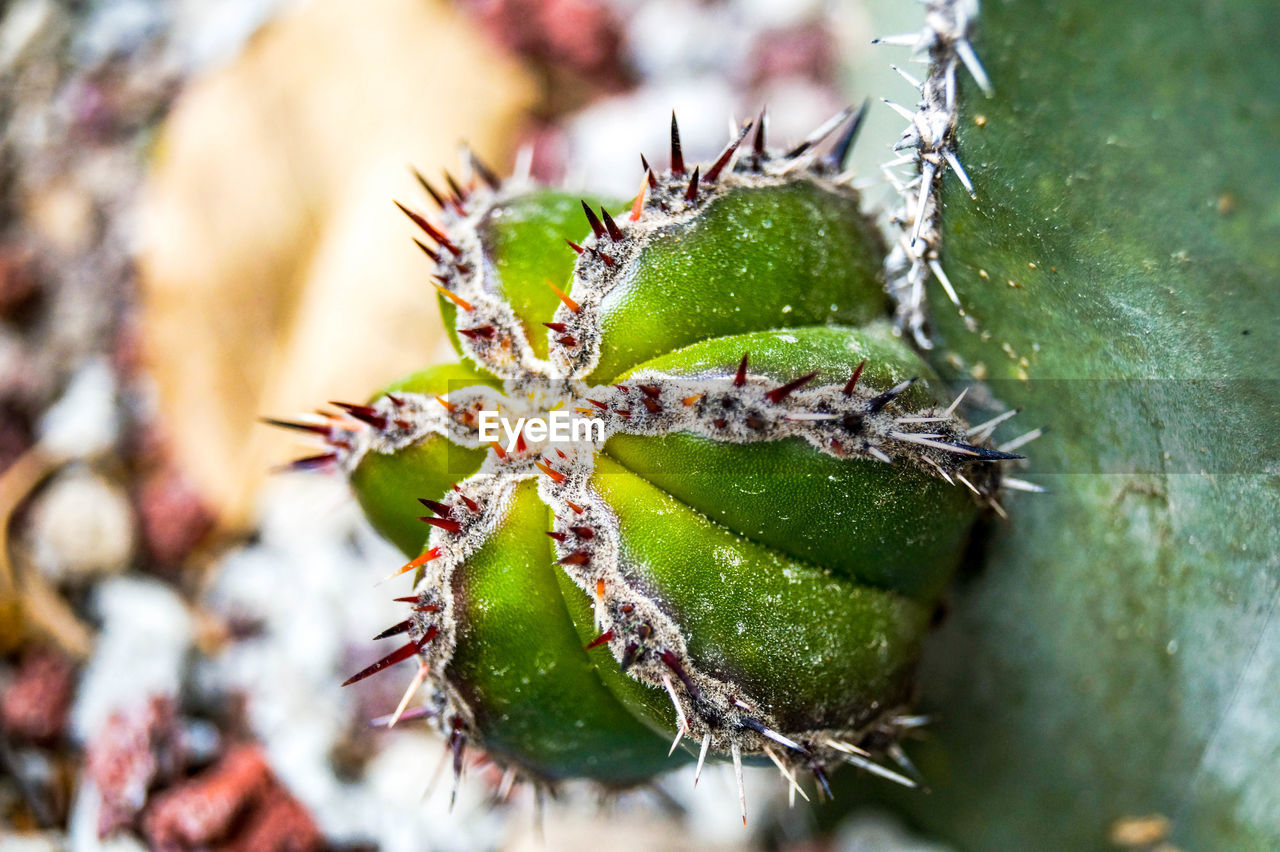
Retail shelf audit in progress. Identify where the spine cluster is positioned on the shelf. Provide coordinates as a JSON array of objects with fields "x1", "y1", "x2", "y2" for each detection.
[{"x1": 877, "y1": 0, "x2": 990, "y2": 348}]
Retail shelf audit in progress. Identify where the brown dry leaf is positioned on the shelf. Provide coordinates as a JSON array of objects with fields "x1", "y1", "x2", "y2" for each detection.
[{"x1": 138, "y1": 0, "x2": 534, "y2": 529}]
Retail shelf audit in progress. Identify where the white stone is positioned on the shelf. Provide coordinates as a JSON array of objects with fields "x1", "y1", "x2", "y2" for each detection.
[
  {"x1": 26, "y1": 466, "x2": 135, "y2": 582},
  {"x1": 36, "y1": 359, "x2": 120, "y2": 462},
  {"x1": 70, "y1": 576, "x2": 193, "y2": 743}
]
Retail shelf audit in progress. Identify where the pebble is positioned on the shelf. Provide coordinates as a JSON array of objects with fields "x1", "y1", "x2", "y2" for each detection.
[
  {"x1": 26, "y1": 466, "x2": 135, "y2": 582},
  {"x1": 36, "y1": 359, "x2": 120, "y2": 462},
  {"x1": 70, "y1": 576, "x2": 193, "y2": 743}
]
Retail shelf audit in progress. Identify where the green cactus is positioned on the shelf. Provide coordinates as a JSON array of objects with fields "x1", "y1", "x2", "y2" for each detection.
[
  {"x1": 270, "y1": 102, "x2": 1029, "y2": 813},
  {"x1": 265, "y1": 0, "x2": 1279, "y2": 842},
  {"x1": 827, "y1": 0, "x2": 1278, "y2": 849}
]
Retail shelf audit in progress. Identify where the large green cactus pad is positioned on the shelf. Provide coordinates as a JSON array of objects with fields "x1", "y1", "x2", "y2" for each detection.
[{"x1": 847, "y1": 0, "x2": 1280, "y2": 848}]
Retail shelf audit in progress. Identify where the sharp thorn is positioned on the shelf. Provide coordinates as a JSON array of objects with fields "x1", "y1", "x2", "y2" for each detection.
[
  {"x1": 585, "y1": 629, "x2": 615, "y2": 650},
  {"x1": 417, "y1": 497, "x2": 453, "y2": 518},
  {"x1": 394, "y1": 201, "x2": 461, "y2": 255},
  {"x1": 943, "y1": 148, "x2": 977, "y2": 199},
  {"x1": 824, "y1": 100, "x2": 869, "y2": 169},
  {"x1": 546, "y1": 278, "x2": 580, "y2": 313},
  {"x1": 278, "y1": 452, "x2": 337, "y2": 473},
  {"x1": 683, "y1": 166, "x2": 700, "y2": 202},
  {"x1": 866, "y1": 378, "x2": 917, "y2": 414},
  {"x1": 785, "y1": 105, "x2": 854, "y2": 159},
  {"x1": 331, "y1": 402, "x2": 387, "y2": 430},
  {"x1": 890, "y1": 64, "x2": 924, "y2": 89},
  {"x1": 945, "y1": 387, "x2": 969, "y2": 416},
  {"x1": 535, "y1": 459, "x2": 567, "y2": 484},
  {"x1": 373, "y1": 619, "x2": 413, "y2": 640},
  {"x1": 705, "y1": 121, "x2": 753, "y2": 182},
  {"x1": 431, "y1": 281, "x2": 475, "y2": 312},
  {"x1": 734, "y1": 352, "x2": 750, "y2": 386},
  {"x1": 452, "y1": 485, "x2": 480, "y2": 512},
  {"x1": 412, "y1": 168, "x2": 448, "y2": 209},
  {"x1": 380, "y1": 547, "x2": 442, "y2": 582},
  {"x1": 871, "y1": 33, "x2": 919, "y2": 47},
  {"x1": 732, "y1": 744, "x2": 747, "y2": 826},
  {"x1": 694, "y1": 733, "x2": 711, "y2": 787},
  {"x1": 386, "y1": 661, "x2": 431, "y2": 729},
  {"x1": 880, "y1": 97, "x2": 917, "y2": 122},
  {"x1": 260, "y1": 417, "x2": 330, "y2": 437},
  {"x1": 752, "y1": 108, "x2": 767, "y2": 159},
  {"x1": 443, "y1": 170, "x2": 468, "y2": 209},
  {"x1": 467, "y1": 148, "x2": 501, "y2": 190},
  {"x1": 999, "y1": 427, "x2": 1044, "y2": 453},
  {"x1": 966, "y1": 408, "x2": 1019, "y2": 438},
  {"x1": 631, "y1": 171, "x2": 649, "y2": 221},
  {"x1": 342, "y1": 628, "x2": 436, "y2": 687},
  {"x1": 765, "y1": 370, "x2": 820, "y2": 403},
  {"x1": 669, "y1": 111, "x2": 685, "y2": 174},
  {"x1": 640, "y1": 154, "x2": 659, "y2": 188},
  {"x1": 842, "y1": 360, "x2": 867, "y2": 396},
  {"x1": 581, "y1": 200, "x2": 606, "y2": 239},
  {"x1": 1003, "y1": 477, "x2": 1047, "y2": 493},
  {"x1": 740, "y1": 716, "x2": 807, "y2": 755},
  {"x1": 422, "y1": 517, "x2": 463, "y2": 533},
  {"x1": 956, "y1": 38, "x2": 994, "y2": 96},
  {"x1": 601, "y1": 207, "x2": 624, "y2": 241},
  {"x1": 411, "y1": 238, "x2": 440, "y2": 263}
]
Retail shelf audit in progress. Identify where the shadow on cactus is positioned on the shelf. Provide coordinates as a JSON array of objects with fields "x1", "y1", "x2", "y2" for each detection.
[{"x1": 267, "y1": 101, "x2": 1035, "y2": 817}]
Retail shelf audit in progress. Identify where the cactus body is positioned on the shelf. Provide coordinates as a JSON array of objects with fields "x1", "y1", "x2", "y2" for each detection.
[
  {"x1": 833, "y1": 0, "x2": 1280, "y2": 848},
  {"x1": 275, "y1": 110, "x2": 1026, "y2": 806}
]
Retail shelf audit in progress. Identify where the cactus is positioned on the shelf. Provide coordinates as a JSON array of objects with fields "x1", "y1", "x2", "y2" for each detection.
[
  {"x1": 270, "y1": 103, "x2": 1029, "y2": 815},
  {"x1": 829, "y1": 0, "x2": 1278, "y2": 849},
  {"x1": 272, "y1": 0, "x2": 1276, "y2": 842}
]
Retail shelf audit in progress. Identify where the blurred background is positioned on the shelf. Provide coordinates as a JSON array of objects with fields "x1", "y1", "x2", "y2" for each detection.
[{"x1": 0, "y1": 0, "x2": 934, "y2": 848}]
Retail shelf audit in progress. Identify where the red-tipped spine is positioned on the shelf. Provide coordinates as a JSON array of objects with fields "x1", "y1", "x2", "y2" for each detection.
[
  {"x1": 418, "y1": 497, "x2": 453, "y2": 518},
  {"x1": 342, "y1": 627, "x2": 437, "y2": 687},
  {"x1": 332, "y1": 402, "x2": 387, "y2": 430},
  {"x1": 684, "y1": 166, "x2": 700, "y2": 202},
  {"x1": 705, "y1": 121, "x2": 753, "y2": 182},
  {"x1": 586, "y1": 629, "x2": 615, "y2": 650},
  {"x1": 373, "y1": 619, "x2": 413, "y2": 640},
  {"x1": 581, "y1": 201, "x2": 606, "y2": 240},
  {"x1": 394, "y1": 201, "x2": 461, "y2": 256},
  {"x1": 601, "y1": 208, "x2": 624, "y2": 241},
  {"x1": 842, "y1": 360, "x2": 867, "y2": 396},
  {"x1": 452, "y1": 484, "x2": 480, "y2": 513},
  {"x1": 765, "y1": 370, "x2": 820, "y2": 403}
]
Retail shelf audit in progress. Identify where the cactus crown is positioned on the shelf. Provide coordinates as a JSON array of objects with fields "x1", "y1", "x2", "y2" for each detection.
[{"x1": 269, "y1": 0, "x2": 1037, "y2": 819}]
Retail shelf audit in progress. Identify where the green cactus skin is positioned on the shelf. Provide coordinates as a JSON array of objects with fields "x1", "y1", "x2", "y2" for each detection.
[
  {"x1": 821, "y1": 0, "x2": 1280, "y2": 848},
  {"x1": 272, "y1": 102, "x2": 1030, "y2": 813}
]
